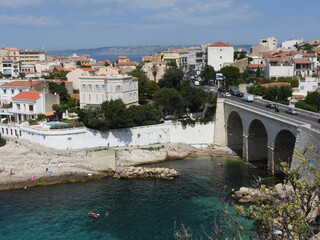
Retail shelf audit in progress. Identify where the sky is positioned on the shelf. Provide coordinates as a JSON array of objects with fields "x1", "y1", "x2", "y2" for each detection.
[{"x1": 0, "y1": 0, "x2": 319, "y2": 51}]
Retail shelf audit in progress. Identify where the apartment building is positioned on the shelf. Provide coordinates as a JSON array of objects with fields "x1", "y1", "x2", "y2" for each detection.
[
  {"x1": 79, "y1": 75, "x2": 139, "y2": 108},
  {"x1": 265, "y1": 58, "x2": 294, "y2": 80},
  {"x1": 207, "y1": 41, "x2": 234, "y2": 71},
  {"x1": 293, "y1": 58, "x2": 313, "y2": 77},
  {"x1": 19, "y1": 49, "x2": 46, "y2": 64},
  {"x1": 11, "y1": 91, "x2": 59, "y2": 123},
  {"x1": 1, "y1": 59, "x2": 20, "y2": 78},
  {"x1": 260, "y1": 37, "x2": 278, "y2": 51}
]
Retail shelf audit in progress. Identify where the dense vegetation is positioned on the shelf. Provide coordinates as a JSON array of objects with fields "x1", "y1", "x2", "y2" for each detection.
[
  {"x1": 0, "y1": 134, "x2": 6, "y2": 147},
  {"x1": 248, "y1": 84, "x2": 293, "y2": 103},
  {"x1": 295, "y1": 91, "x2": 320, "y2": 113}
]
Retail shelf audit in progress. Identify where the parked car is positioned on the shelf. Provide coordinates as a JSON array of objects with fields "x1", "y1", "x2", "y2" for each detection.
[
  {"x1": 234, "y1": 91, "x2": 244, "y2": 97},
  {"x1": 228, "y1": 89, "x2": 235, "y2": 95},
  {"x1": 241, "y1": 94, "x2": 254, "y2": 102},
  {"x1": 266, "y1": 103, "x2": 276, "y2": 108},
  {"x1": 221, "y1": 92, "x2": 231, "y2": 97},
  {"x1": 194, "y1": 81, "x2": 200, "y2": 86},
  {"x1": 285, "y1": 108, "x2": 298, "y2": 115}
]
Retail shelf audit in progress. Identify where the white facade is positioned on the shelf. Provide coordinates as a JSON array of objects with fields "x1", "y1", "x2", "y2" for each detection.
[
  {"x1": 0, "y1": 121, "x2": 214, "y2": 149},
  {"x1": 79, "y1": 75, "x2": 139, "y2": 108},
  {"x1": 207, "y1": 42, "x2": 234, "y2": 71},
  {"x1": 260, "y1": 36, "x2": 278, "y2": 51},
  {"x1": 299, "y1": 77, "x2": 318, "y2": 93},
  {"x1": 66, "y1": 68, "x2": 92, "y2": 90},
  {"x1": 265, "y1": 58, "x2": 294, "y2": 80},
  {"x1": 281, "y1": 38, "x2": 304, "y2": 50}
]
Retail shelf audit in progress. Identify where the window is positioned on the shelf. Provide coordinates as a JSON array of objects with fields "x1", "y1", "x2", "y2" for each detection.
[
  {"x1": 129, "y1": 83, "x2": 132, "y2": 89},
  {"x1": 82, "y1": 84, "x2": 86, "y2": 91},
  {"x1": 129, "y1": 93, "x2": 132, "y2": 100},
  {"x1": 110, "y1": 85, "x2": 113, "y2": 92},
  {"x1": 134, "y1": 92, "x2": 137, "y2": 100},
  {"x1": 29, "y1": 105, "x2": 34, "y2": 111},
  {"x1": 82, "y1": 94, "x2": 85, "y2": 102},
  {"x1": 17, "y1": 104, "x2": 20, "y2": 110},
  {"x1": 11, "y1": 89, "x2": 14, "y2": 94},
  {"x1": 300, "y1": 86, "x2": 305, "y2": 90},
  {"x1": 220, "y1": 56, "x2": 222, "y2": 59},
  {"x1": 116, "y1": 85, "x2": 122, "y2": 92},
  {"x1": 95, "y1": 84, "x2": 99, "y2": 91},
  {"x1": 96, "y1": 94, "x2": 99, "y2": 102},
  {"x1": 88, "y1": 94, "x2": 91, "y2": 103},
  {"x1": 101, "y1": 84, "x2": 106, "y2": 91},
  {"x1": 102, "y1": 94, "x2": 105, "y2": 102},
  {"x1": 88, "y1": 85, "x2": 92, "y2": 91},
  {"x1": 3, "y1": 89, "x2": 6, "y2": 94}
]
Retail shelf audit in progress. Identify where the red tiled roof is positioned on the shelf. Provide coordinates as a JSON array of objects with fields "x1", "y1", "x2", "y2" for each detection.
[
  {"x1": 56, "y1": 67, "x2": 72, "y2": 72},
  {"x1": 118, "y1": 56, "x2": 127, "y2": 59},
  {"x1": 12, "y1": 91, "x2": 40, "y2": 100},
  {"x1": 208, "y1": 41, "x2": 232, "y2": 47},
  {"x1": 1, "y1": 81, "x2": 41, "y2": 87},
  {"x1": 261, "y1": 82, "x2": 290, "y2": 88},
  {"x1": 248, "y1": 64, "x2": 264, "y2": 68},
  {"x1": 277, "y1": 51, "x2": 289, "y2": 57},
  {"x1": 116, "y1": 62, "x2": 138, "y2": 66},
  {"x1": 107, "y1": 66, "x2": 120, "y2": 71},
  {"x1": 292, "y1": 58, "x2": 312, "y2": 64},
  {"x1": 4, "y1": 47, "x2": 19, "y2": 51},
  {"x1": 69, "y1": 93, "x2": 80, "y2": 100},
  {"x1": 92, "y1": 61, "x2": 106, "y2": 66},
  {"x1": 80, "y1": 58, "x2": 91, "y2": 62},
  {"x1": 268, "y1": 57, "x2": 291, "y2": 62},
  {"x1": 44, "y1": 111, "x2": 56, "y2": 116},
  {"x1": 80, "y1": 68, "x2": 96, "y2": 72},
  {"x1": 303, "y1": 53, "x2": 316, "y2": 57},
  {"x1": 42, "y1": 69, "x2": 53, "y2": 72}
]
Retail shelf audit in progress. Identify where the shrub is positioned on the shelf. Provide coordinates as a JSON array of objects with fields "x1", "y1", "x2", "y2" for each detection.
[{"x1": 0, "y1": 134, "x2": 6, "y2": 147}]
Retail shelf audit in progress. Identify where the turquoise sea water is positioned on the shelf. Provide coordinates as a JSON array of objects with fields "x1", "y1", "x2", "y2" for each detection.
[{"x1": 0, "y1": 157, "x2": 278, "y2": 240}]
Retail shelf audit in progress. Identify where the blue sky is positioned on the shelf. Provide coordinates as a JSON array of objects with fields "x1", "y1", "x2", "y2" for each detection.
[{"x1": 0, "y1": 0, "x2": 319, "y2": 50}]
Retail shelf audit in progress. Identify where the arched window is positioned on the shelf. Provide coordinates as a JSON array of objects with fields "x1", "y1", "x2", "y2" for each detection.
[
  {"x1": 134, "y1": 92, "x2": 137, "y2": 99},
  {"x1": 129, "y1": 93, "x2": 132, "y2": 100},
  {"x1": 95, "y1": 84, "x2": 99, "y2": 91},
  {"x1": 129, "y1": 83, "x2": 132, "y2": 89},
  {"x1": 82, "y1": 84, "x2": 86, "y2": 91},
  {"x1": 101, "y1": 84, "x2": 106, "y2": 91},
  {"x1": 88, "y1": 84, "x2": 92, "y2": 91},
  {"x1": 116, "y1": 85, "x2": 122, "y2": 92}
]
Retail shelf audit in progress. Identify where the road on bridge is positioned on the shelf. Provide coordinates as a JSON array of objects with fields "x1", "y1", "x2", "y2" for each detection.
[{"x1": 224, "y1": 96, "x2": 320, "y2": 130}]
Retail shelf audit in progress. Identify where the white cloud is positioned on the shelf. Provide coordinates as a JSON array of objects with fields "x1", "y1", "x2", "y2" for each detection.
[
  {"x1": 0, "y1": 15, "x2": 61, "y2": 26},
  {"x1": 0, "y1": 0, "x2": 42, "y2": 7}
]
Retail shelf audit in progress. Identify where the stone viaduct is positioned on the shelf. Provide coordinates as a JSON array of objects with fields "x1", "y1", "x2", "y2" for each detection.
[{"x1": 214, "y1": 98, "x2": 320, "y2": 175}]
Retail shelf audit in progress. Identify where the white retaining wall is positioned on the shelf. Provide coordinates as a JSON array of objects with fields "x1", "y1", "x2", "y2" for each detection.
[{"x1": 0, "y1": 121, "x2": 215, "y2": 150}]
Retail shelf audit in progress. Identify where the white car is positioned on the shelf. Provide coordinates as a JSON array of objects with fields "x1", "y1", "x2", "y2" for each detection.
[
  {"x1": 221, "y1": 92, "x2": 231, "y2": 97},
  {"x1": 194, "y1": 81, "x2": 200, "y2": 86}
]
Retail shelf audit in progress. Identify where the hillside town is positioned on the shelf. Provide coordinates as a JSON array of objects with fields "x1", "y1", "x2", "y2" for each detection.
[{"x1": 0, "y1": 37, "x2": 319, "y2": 127}]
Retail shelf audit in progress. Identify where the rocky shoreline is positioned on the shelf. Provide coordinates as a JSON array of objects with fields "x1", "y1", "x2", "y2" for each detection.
[{"x1": 0, "y1": 138, "x2": 238, "y2": 190}]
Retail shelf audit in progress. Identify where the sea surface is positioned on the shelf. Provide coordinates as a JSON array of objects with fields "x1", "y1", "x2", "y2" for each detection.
[{"x1": 0, "y1": 157, "x2": 278, "y2": 240}]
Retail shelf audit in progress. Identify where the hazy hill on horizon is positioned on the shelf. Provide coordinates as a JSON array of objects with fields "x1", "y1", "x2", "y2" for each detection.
[{"x1": 47, "y1": 44, "x2": 252, "y2": 58}]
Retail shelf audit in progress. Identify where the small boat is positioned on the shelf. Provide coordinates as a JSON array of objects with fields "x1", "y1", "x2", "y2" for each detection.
[{"x1": 90, "y1": 210, "x2": 98, "y2": 219}]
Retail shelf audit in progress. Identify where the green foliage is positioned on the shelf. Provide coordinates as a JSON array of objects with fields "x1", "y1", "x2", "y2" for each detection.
[
  {"x1": 303, "y1": 43, "x2": 313, "y2": 52},
  {"x1": 158, "y1": 67, "x2": 183, "y2": 90},
  {"x1": 249, "y1": 84, "x2": 292, "y2": 103},
  {"x1": 237, "y1": 151, "x2": 320, "y2": 239},
  {"x1": 295, "y1": 101, "x2": 318, "y2": 112},
  {"x1": 220, "y1": 66, "x2": 241, "y2": 86},
  {"x1": 51, "y1": 68, "x2": 68, "y2": 80},
  {"x1": 234, "y1": 51, "x2": 247, "y2": 60},
  {"x1": 167, "y1": 61, "x2": 178, "y2": 68},
  {"x1": 0, "y1": 134, "x2": 6, "y2": 147},
  {"x1": 104, "y1": 61, "x2": 110, "y2": 67},
  {"x1": 49, "y1": 81, "x2": 69, "y2": 104},
  {"x1": 154, "y1": 88, "x2": 184, "y2": 115},
  {"x1": 242, "y1": 68, "x2": 257, "y2": 83},
  {"x1": 151, "y1": 64, "x2": 159, "y2": 81},
  {"x1": 202, "y1": 65, "x2": 216, "y2": 83},
  {"x1": 277, "y1": 77, "x2": 299, "y2": 88},
  {"x1": 305, "y1": 91, "x2": 320, "y2": 112},
  {"x1": 277, "y1": 85, "x2": 293, "y2": 102},
  {"x1": 77, "y1": 99, "x2": 162, "y2": 131},
  {"x1": 180, "y1": 80, "x2": 207, "y2": 112}
]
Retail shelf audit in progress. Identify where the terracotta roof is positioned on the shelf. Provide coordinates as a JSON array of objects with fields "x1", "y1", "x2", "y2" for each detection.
[
  {"x1": 69, "y1": 93, "x2": 79, "y2": 100},
  {"x1": 118, "y1": 56, "x2": 127, "y2": 59},
  {"x1": 80, "y1": 68, "x2": 96, "y2": 72},
  {"x1": 98, "y1": 74, "x2": 106, "y2": 76},
  {"x1": 116, "y1": 62, "x2": 138, "y2": 66},
  {"x1": 80, "y1": 58, "x2": 91, "y2": 62},
  {"x1": 42, "y1": 69, "x2": 53, "y2": 72},
  {"x1": 261, "y1": 82, "x2": 290, "y2": 88},
  {"x1": 4, "y1": 47, "x2": 19, "y2": 51},
  {"x1": 292, "y1": 58, "x2": 312, "y2": 64},
  {"x1": 248, "y1": 64, "x2": 264, "y2": 68},
  {"x1": 277, "y1": 51, "x2": 289, "y2": 57},
  {"x1": 92, "y1": 61, "x2": 106, "y2": 66},
  {"x1": 56, "y1": 67, "x2": 72, "y2": 72},
  {"x1": 12, "y1": 91, "x2": 40, "y2": 100},
  {"x1": 107, "y1": 66, "x2": 121, "y2": 71},
  {"x1": 1, "y1": 81, "x2": 41, "y2": 87},
  {"x1": 303, "y1": 53, "x2": 316, "y2": 57},
  {"x1": 259, "y1": 52, "x2": 275, "y2": 58},
  {"x1": 208, "y1": 41, "x2": 232, "y2": 47},
  {"x1": 268, "y1": 57, "x2": 291, "y2": 62},
  {"x1": 44, "y1": 111, "x2": 56, "y2": 116}
]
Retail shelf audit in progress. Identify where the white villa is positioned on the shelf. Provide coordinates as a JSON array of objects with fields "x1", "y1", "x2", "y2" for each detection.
[{"x1": 79, "y1": 74, "x2": 139, "y2": 108}]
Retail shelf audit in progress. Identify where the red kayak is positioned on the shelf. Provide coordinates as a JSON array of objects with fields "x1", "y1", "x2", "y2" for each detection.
[{"x1": 90, "y1": 210, "x2": 98, "y2": 219}]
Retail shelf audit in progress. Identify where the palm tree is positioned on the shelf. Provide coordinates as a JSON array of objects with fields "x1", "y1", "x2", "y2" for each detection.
[{"x1": 151, "y1": 64, "x2": 159, "y2": 81}]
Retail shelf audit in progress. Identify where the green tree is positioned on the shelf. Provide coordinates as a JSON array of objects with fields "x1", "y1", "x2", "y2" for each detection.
[
  {"x1": 154, "y1": 88, "x2": 184, "y2": 115},
  {"x1": 76, "y1": 61, "x2": 81, "y2": 66},
  {"x1": 100, "y1": 99, "x2": 130, "y2": 129},
  {"x1": 180, "y1": 80, "x2": 207, "y2": 112},
  {"x1": 128, "y1": 69, "x2": 150, "y2": 104},
  {"x1": 158, "y1": 67, "x2": 184, "y2": 90},
  {"x1": 0, "y1": 133, "x2": 6, "y2": 147},
  {"x1": 237, "y1": 150, "x2": 320, "y2": 239},
  {"x1": 48, "y1": 81, "x2": 69, "y2": 104},
  {"x1": 220, "y1": 66, "x2": 241, "y2": 86},
  {"x1": 305, "y1": 91, "x2": 320, "y2": 111},
  {"x1": 146, "y1": 80, "x2": 160, "y2": 99},
  {"x1": 151, "y1": 64, "x2": 159, "y2": 81},
  {"x1": 264, "y1": 86, "x2": 279, "y2": 101},
  {"x1": 256, "y1": 67, "x2": 261, "y2": 78},
  {"x1": 104, "y1": 61, "x2": 110, "y2": 67},
  {"x1": 202, "y1": 65, "x2": 216, "y2": 84},
  {"x1": 278, "y1": 85, "x2": 293, "y2": 102},
  {"x1": 167, "y1": 61, "x2": 178, "y2": 68},
  {"x1": 242, "y1": 68, "x2": 257, "y2": 83},
  {"x1": 295, "y1": 101, "x2": 318, "y2": 112}
]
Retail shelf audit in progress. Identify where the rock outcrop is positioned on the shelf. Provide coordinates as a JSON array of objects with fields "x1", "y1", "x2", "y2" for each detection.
[{"x1": 113, "y1": 167, "x2": 180, "y2": 180}]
